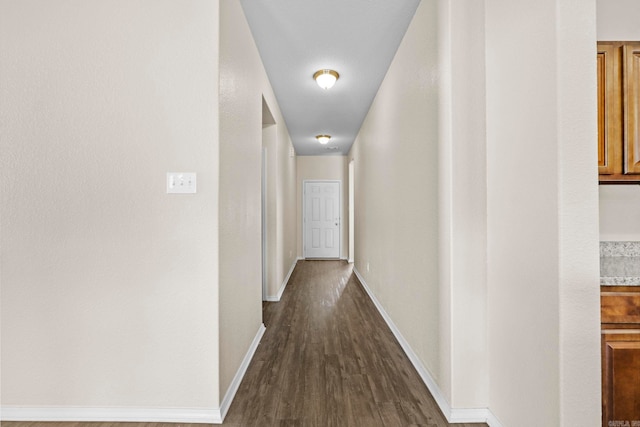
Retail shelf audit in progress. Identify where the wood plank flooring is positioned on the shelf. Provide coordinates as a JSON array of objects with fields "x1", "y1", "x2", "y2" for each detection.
[
  {"x1": 2, "y1": 260, "x2": 487, "y2": 427},
  {"x1": 224, "y1": 260, "x2": 486, "y2": 427}
]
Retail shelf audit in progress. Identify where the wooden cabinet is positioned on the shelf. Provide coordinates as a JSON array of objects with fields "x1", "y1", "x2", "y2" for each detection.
[
  {"x1": 601, "y1": 287, "x2": 640, "y2": 426},
  {"x1": 598, "y1": 42, "x2": 640, "y2": 183},
  {"x1": 625, "y1": 44, "x2": 640, "y2": 175},
  {"x1": 597, "y1": 43, "x2": 622, "y2": 175}
]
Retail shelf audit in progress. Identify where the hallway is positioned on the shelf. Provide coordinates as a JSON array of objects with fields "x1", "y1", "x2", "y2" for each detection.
[{"x1": 223, "y1": 260, "x2": 487, "y2": 427}]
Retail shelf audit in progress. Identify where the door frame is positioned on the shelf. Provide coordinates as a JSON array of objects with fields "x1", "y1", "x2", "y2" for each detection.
[
  {"x1": 261, "y1": 146, "x2": 267, "y2": 301},
  {"x1": 348, "y1": 160, "x2": 354, "y2": 263},
  {"x1": 303, "y1": 179, "x2": 342, "y2": 259}
]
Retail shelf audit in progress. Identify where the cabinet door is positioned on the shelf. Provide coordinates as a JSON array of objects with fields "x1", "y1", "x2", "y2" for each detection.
[
  {"x1": 602, "y1": 330, "x2": 640, "y2": 426},
  {"x1": 598, "y1": 43, "x2": 623, "y2": 175},
  {"x1": 624, "y1": 43, "x2": 640, "y2": 174}
]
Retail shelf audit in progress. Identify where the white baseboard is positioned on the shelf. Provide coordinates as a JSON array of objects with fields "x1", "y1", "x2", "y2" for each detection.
[
  {"x1": 218, "y1": 323, "x2": 266, "y2": 422},
  {"x1": 449, "y1": 407, "x2": 504, "y2": 426},
  {"x1": 352, "y1": 268, "x2": 502, "y2": 427},
  {"x1": 1, "y1": 324, "x2": 268, "y2": 425},
  {"x1": 486, "y1": 411, "x2": 505, "y2": 427},
  {"x1": 0, "y1": 406, "x2": 221, "y2": 424},
  {"x1": 264, "y1": 259, "x2": 299, "y2": 302}
]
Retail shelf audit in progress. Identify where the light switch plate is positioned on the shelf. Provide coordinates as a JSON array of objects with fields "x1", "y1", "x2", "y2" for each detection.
[{"x1": 167, "y1": 172, "x2": 196, "y2": 194}]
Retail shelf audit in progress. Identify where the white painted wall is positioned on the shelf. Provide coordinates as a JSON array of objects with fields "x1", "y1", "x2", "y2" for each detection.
[
  {"x1": 485, "y1": 1, "x2": 600, "y2": 426},
  {"x1": 296, "y1": 156, "x2": 348, "y2": 259},
  {"x1": 597, "y1": 0, "x2": 640, "y2": 241},
  {"x1": 349, "y1": 0, "x2": 441, "y2": 386},
  {"x1": 1, "y1": 0, "x2": 221, "y2": 411}
]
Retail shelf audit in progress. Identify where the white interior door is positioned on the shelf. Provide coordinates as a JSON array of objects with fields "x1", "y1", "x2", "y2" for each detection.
[{"x1": 304, "y1": 181, "x2": 340, "y2": 259}]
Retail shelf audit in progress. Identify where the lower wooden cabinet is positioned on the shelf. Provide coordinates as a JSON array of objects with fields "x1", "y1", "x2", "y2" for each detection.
[
  {"x1": 601, "y1": 329, "x2": 640, "y2": 425},
  {"x1": 601, "y1": 287, "x2": 640, "y2": 426}
]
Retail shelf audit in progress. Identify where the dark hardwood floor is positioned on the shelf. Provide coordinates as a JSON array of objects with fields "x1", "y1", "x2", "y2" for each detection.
[
  {"x1": 224, "y1": 260, "x2": 486, "y2": 427},
  {"x1": 2, "y1": 260, "x2": 487, "y2": 427}
]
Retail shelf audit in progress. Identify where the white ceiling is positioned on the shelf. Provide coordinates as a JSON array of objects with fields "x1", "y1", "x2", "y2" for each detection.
[{"x1": 240, "y1": 0, "x2": 420, "y2": 156}]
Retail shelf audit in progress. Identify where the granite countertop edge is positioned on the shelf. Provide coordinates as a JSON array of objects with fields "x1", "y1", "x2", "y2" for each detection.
[{"x1": 600, "y1": 275, "x2": 640, "y2": 286}]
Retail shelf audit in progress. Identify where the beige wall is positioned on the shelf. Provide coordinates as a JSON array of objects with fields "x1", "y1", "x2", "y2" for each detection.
[
  {"x1": 275, "y1": 123, "x2": 298, "y2": 293},
  {"x1": 597, "y1": 0, "x2": 640, "y2": 241},
  {"x1": 485, "y1": 0, "x2": 600, "y2": 425},
  {"x1": 437, "y1": 0, "x2": 488, "y2": 409},
  {"x1": 1, "y1": 0, "x2": 221, "y2": 410},
  {"x1": 263, "y1": 125, "x2": 278, "y2": 298},
  {"x1": 349, "y1": 0, "x2": 441, "y2": 386},
  {"x1": 218, "y1": 0, "x2": 262, "y2": 397},
  {"x1": 1, "y1": 0, "x2": 296, "y2": 419},
  {"x1": 296, "y1": 156, "x2": 348, "y2": 259},
  {"x1": 351, "y1": 0, "x2": 600, "y2": 425},
  {"x1": 219, "y1": 0, "x2": 297, "y2": 398},
  {"x1": 600, "y1": 186, "x2": 640, "y2": 240},
  {"x1": 262, "y1": 117, "x2": 297, "y2": 300},
  {"x1": 597, "y1": 0, "x2": 640, "y2": 41},
  {"x1": 0, "y1": 0, "x2": 602, "y2": 423}
]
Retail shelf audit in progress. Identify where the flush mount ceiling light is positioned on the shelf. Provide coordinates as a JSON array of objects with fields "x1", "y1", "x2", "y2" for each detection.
[
  {"x1": 313, "y1": 69, "x2": 339, "y2": 90},
  {"x1": 315, "y1": 134, "x2": 331, "y2": 144}
]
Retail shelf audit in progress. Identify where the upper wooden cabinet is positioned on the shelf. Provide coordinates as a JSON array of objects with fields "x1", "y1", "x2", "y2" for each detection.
[
  {"x1": 597, "y1": 43, "x2": 622, "y2": 175},
  {"x1": 625, "y1": 43, "x2": 640, "y2": 175},
  {"x1": 598, "y1": 42, "x2": 640, "y2": 183}
]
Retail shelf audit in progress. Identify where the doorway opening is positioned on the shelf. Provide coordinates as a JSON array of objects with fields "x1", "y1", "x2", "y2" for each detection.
[
  {"x1": 348, "y1": 160, "x2": 355, "y2": 263},
  {"x1": 262, "y1": 96, "x2": 276, "y2": 306}
]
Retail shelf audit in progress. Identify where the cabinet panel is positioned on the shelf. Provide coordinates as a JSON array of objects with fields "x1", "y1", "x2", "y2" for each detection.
[
  {"x1": 602, "y1": 332, "x2": 640, "y2": 426},
  {"x1": 624, "y1": 43, "x2": 640, "y2": 174},
  {"x1": 598, "y1": 43, "x2": 622, "y2": 175},
  {"x1": 601, "y1": 292, "x2": 640, "y2": 324}
]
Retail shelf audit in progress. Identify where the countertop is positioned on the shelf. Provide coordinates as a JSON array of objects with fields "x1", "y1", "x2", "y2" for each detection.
[{"x1": 601, "y1": 241, "x2": 640, "y2": 286}]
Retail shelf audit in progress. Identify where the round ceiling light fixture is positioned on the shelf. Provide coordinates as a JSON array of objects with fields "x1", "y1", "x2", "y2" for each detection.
[
  {"x1": 313, "y1": 69, "x2": 339, "y2": 90},
  {"x1": 315, "y1": 134, "x2": 331, "y2": 144}
]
